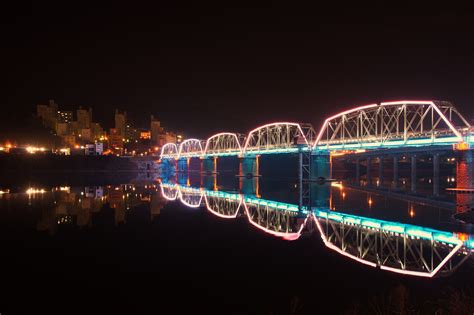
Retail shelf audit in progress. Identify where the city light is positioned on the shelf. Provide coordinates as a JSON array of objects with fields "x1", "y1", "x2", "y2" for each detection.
[
  {"x1": 25, "y1": 146, "x2": 47, "y2": 154},
  {"x1": 26, "y1": 188, "x2": 46, "y2": 194}
]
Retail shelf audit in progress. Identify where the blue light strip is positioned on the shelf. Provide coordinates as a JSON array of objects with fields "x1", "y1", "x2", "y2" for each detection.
[{"x1": 314, "y1": 208, "x2": 468, "y2": 248}]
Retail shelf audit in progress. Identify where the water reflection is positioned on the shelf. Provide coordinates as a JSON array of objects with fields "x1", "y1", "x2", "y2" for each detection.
[
  {"x1": 1, "y1": 173, "x2": 472, "y2": 278},
  {"x1": 24, "y1": 184, "x2": 165, "y2": 234},
  {"x1": 159, "y1": 177, "x2": 473, "y2": 278}
]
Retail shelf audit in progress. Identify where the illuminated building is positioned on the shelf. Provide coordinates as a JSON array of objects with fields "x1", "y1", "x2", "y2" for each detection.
[
  {"x1": 76, "y1": 106, "x2": 92, "y2": 129},
  {"x1": 150, "y1": 115, "x2": 164, "y2": 143},
  {"x1": 115, "y1": 109, "x2": 127, "y2": 137},
  {"x1": 89, "y1": 123, "x2": 104, "y2": 140},
  {"x1": 57, "y1": 110, "x2": 73, "y2": 123},
  {"x1": 36, "y1": 99, "x2": 58, "y2": 129},
  {"x1": 55, "y1": 122, "x2": 70, "y2": 136},
  {"x1": 108, "y1": 128, "x2": 124, "y2": 154},
  {"x1": 140, "y1": 130, "x2": 151, "y2": 139},
  {"x1": 158, "y1": 131, "x2": 177, "y2": 147},
  {"x1": 62, "y1": 135, "x2": 76, "y2": 148}
]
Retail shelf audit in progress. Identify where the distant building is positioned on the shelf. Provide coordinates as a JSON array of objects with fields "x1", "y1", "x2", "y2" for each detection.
[
  {"x1": 84, "y1": 143, "x2": 103, "y2": 155},
  {"x1": 140, "y1": 130, "x2": 151, "y2": 140},
  {"x1": 55, "y1": 122, "x2": 70, "y2": 136},
  {"x1": 115, "y1": 109, "x2": 127, "y2": 137},
  {"x1": 36, "y1": 99, "x2": 58, "y2": 129},
  {"x1": 70, "y1": 121, "x2": 79, "y2": 135},
  {"x1": 150, "y1": 115, "x2": 164, "y2": 143},
  {"x1": 57, "y1": 110, "x2": 73, "y2": 123},
  {"x1": 158, "y1": 131, "x2": 177, "y2": 147},
  {"x1": 77, "y1": 106, "x2": 92, "y2": 129},
  {"x1": 62, "y1": 135, "x2": 76, "y2": 147},
  {"x1": 108, "y1": 128, "x2": 124, "y2": 154},
  {"x1": 125, "y1": 123, "x2": 138, "y2": 142},
  {"x1": 91, "y1": 122, "x2": 105, "y2": 140},
  {"x1": 81, "y1": 128, "x2": 93, "y2": 141}
]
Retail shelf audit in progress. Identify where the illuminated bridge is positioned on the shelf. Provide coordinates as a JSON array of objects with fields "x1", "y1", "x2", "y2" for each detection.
[
  {"x1": 160, "y1": 100, "x2": 472, "y2": 160},
  {"x1": 160, "y1": 182, "x2": 474, "y2": 278}
]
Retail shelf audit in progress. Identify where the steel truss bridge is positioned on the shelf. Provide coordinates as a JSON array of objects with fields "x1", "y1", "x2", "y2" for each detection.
[
  {"x1": 160, "y1": 182, "x2": 473, "y2": 278},
  {"x1": 160, "y1": 100, "x2": 472, "y2": 160}
]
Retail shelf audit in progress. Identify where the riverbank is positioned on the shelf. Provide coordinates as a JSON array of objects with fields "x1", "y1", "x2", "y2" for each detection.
[{"x1": 0, "y1": 153, "x2": 139, "y2": 172}]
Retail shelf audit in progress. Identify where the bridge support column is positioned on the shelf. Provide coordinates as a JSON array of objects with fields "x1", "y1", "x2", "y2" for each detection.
[
  {"x1": 177, "y1": 173, "x2": 188, "y2": 186},
  {"x1": 411, "y1": 155, "x2": 417, "y2": 193},
  {"x1": 366, "y1": 157, "x2": 372, "y2": 186},
  {"x1": 455, "y1": 150, "x2": 473, "y2": 212},
  {"x1": 201, "y1": 157, "x2": 217, "y2": 175},
  {"x1": 310, "y1": 153, "x2": 331, "y2": 180},
  {"x1": 355, "y1": 159, "x2": 360, "y2": 185},
  {"x1": 392, "y1": 156, "x2": 398, "y2": 189},
  {"x1": 239, "y1": 177, "x2": 259, "y2": 196},
  {"x1": 202, "y1": 175, "x2": 217, "y2": 191},
  {"x1": 177, "y1": 158, "x2": 188, "y2": 173},
  {"x1": 310, "y1": 182, "x2": 331, "y2": 208},
  {"x1": 433, "y1": 153, "x2": 440, "y2": 196},
  {"x1": 239, "y1": 155, "x2": 259, "y2": 177},
  {"x1": 160, "y1": 158, "x2": 177, "y2": 175},
  {"x1": 378, "y1": 156, "x2": 384, "y2": 187}
]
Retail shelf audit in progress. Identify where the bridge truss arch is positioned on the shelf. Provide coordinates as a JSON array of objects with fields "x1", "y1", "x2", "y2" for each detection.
[
  {"x1": 244, "y1": 122, "x2": 316, "y2": 154},
  {"x1": 312, "y1": 212, "x2": 469, "y2": 277},
  {"x1": 178, "y1": 138, "x2": 204, "y2": 159},
  {"x1": 178, "y1": 186, "x2": 204, "y2": 208},
  {"x1": 314, "y1": 100, "x2": 471, "y2": 150},
  {"x1": 160, "y1": 143, "x2": 179, "y2": 159},
  {"x1": 204, "y1": 191, "x2": 242, "y2": 219},
  {"x1": 204, "y1": 132, "x2": 244, "y2": 157},
  {"x1": 243, "y1": 200, "x2": 309, "y2": 240}
]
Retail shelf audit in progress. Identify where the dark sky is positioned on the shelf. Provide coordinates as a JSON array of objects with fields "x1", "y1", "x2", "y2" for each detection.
[{"x1": 2, "y1": 3, "x2": 474, "y2": 138}]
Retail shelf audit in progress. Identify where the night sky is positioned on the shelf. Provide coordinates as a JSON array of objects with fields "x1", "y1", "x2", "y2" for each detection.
[{"x1": 2, "y1": 3, "x2": 474, "y2": 138}]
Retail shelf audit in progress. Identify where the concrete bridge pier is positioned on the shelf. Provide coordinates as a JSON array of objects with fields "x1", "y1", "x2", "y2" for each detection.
[
  {"x1": 177, "y1": 173, "x2": 188, "y2": 186},
  {"x1": 433, "y1": 153, "x2": 440, "y2": 196},
  {"x1": 201, "y1": 157, "x2": 217, "y2": 175},
  {"x1": 239, "y1": 177, "x2": 259, "y2": 196},
  {"x1": 310, "y1": 182, "x2": 330, "y2": 208},
  {"x1": 160, "y1": 158, "x2": 177, "y2": 175},
  {"x1": 310, "y1": 153, "x2": 331, "y2": 180},
  {"x1": 455, "y1": 149, "x2": 474, "y2": 212},
  {"x1": 411, "y1": 154, "x2": 417, "y2": 193},
  {"x1": 239, "y1": 156, "x2": 259, "y2": 178},
  {"x1": 392, "y1": 156, "x2": 399, "y2": 189},
  {"x1": 177, "y1": 158, "x2": 189, "y2": 173},
  {"x1": 201, "y1": 174, "x2": 217, "y2": 191},
  {"x1": 366, "y1": 157, "x2": 372, "y2": 186},
  {"x1": 378, "y1": 156, "x2": 384, "y2": 187},
  {"x1": 355, "y1": 158, "x2": 360, "y2": 185}
]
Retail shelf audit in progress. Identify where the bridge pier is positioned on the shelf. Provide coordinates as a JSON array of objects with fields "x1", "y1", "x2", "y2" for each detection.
[
  {"x1": 239, "y1": 177, "x2": 259, "y2": 196},
  {"x1": 378, "y1": 156, "x2": 384, "y2": 187},
  {"x1": 392, "y1": 156, "x2": 398, "y2": 189},
  {"x1": 310, "y1": 153, "x2": 331, "y2": 180},
  {"x1": 201, "y1": 157, "x2": 217, "y2": 175},
  {"x1": 177, "y1": 158, "x2": 189, "y2": 173},
  {"x1": 455, "y1": 149, "x2": 474, "y2": 213},
  {"x1": 411, "y1": 155, "x2": 417, "y2": 193},
  {"x1": 201, "y1": 174, "x2": 217, "y2": 191},
  {"x1": 355, "y1": 158, "x2": 360, "y2": 185},
  {"x1": 239, "y1": 156, "x2": 259, "y2": 178},
  {"x1": 366, "y1": 157, "x2": 372, "y2": 186},
  {"x1": 433, "y1": 153, "x2": 440, "y2": 196},
  {"x1": 160, "y1": 158, "x2": 177, "y2": 176}
]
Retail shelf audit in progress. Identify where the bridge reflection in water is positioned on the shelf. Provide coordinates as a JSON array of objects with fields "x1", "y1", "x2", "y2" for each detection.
[{"x1": 160, "y1": 180, "x2": 473, "y2": 278}]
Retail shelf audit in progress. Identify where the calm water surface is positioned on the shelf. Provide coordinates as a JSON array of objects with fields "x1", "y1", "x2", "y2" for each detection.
[{"x1": 0, "y1": 160, "x2": 473, "y2": 314}]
